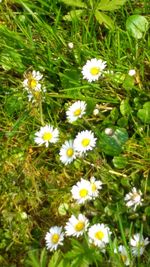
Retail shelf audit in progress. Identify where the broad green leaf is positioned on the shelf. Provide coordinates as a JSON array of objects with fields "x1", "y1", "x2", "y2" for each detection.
[
  {"x1": 63, "y1": 9, "x2": 85, "y2": 21},
  {"x1": 95, "y1": 10, "x2": 114, "y2": 30},
  {"x1": 126, "y1": 15, "x2": 149, "y2": 39},
  {"x1": 59, "y1": 0, "x2": 87, "y2": 8},
  {"x1": 120, "y1": 99, "x2": 131, "y2": 116},
  {"x1": 97, "y1": 0, "x2": 127, "y2": 11},
  {"x1": 98, "y1": 127, "x2": 128, "y2": 156},
  {"x1": 137, "y1": 102, "x2": 150, "y2": 124},
  {"x1": 48, "y1": 251, "x2": 63, "y2": 267},
  {"x1": 113, "y1": 156, "x2": 128, "y2": 169}
]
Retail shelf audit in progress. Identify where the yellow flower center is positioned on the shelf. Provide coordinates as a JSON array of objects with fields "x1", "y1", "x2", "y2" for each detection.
[
  {"x1": 74, "y1": 108, "x2": 81, "y2": 116},
  {"x1": 79, "y1": 189, "x2": 88, "y2": 198},
  {"x1": 75, "y1": 221, "x2": 85, "y2": 232},
  {"x1": 95, "y1": 231, "x2": 104, "y2": 240},
  {"x1": 82, "y1": 138, "x2": 90, "y2": 147},
  {"x1": 121, "y1": 254, "x2": 127, "y2": 263},
  {"x1": 28, "y1": 78, "x2": 37, "y2": 89},
  {"x1": 91, "y1": 183, "x2": 96, "y2": 192},
  {"x1": 66, "y1": 148, "x2": 74, "y2": 157},
  {"x1": 43, "y1": 132, "x2": 52, "y2": 141},
  {"x1": 90, "y1": 67, "x2": 100, "y2": 76},
  {"x1": 51, "y1": 233, "x2": 60, "y2": 244}
]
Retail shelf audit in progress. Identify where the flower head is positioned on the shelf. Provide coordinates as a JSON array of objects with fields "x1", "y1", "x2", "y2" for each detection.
[
  {"x1": 71, "y1": 178, "x2": 92, "y2": 204},
  {"x1": 88, "y1": 223, "x2": 111, "y2": 249},
  {"x1": 124, "y1": 187, "x2": 143, "y2": 210},
  {"x1": 45, "y1": 226, "x2": 64, "y2": 251},
  {"x1": 74, "y1": 130, "x2": 97, "y2": 154},
  {"x1": 23, "y1": 70, "x2": 43, "y2": 92},
  {"x1": 59, "y1": 140, "x2": 76, "y2": 165},
  {"x1": 128, "y1": 69, "x2": 136, "y2": 76},
  {"x1": 114, "y1": 245, "x2": 130, "y2": 266},
  {"x1": 82, "y1": 58, "x2": 107, "y2": 82},
  {"x1": 66, "y1": 101, "x2": 87, "y2": 123},
  {"x1": 130, "y1": 233, "x2": 149, "y2": 256},
  {"x1": 65, "y1": 214, "x2": 89, "y2": 237},
  {"x1": 89, "y1": 176, "x2": 102, "y2": 198},
  {"x1": 34, "y1": 125, "x2": 59, "y2": 147}
]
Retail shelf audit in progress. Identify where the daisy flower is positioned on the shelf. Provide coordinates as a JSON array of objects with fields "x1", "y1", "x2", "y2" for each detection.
[
  {"x1": 130, "y1": 233, "x2": 149, "y2": 256},
  {"x1": 45, "y1": 226, "x2": 64, "y2": 251},
  {"x1": 89, "y1": 176, "x2": 102, "y2": 198},
  {"x1": 128, "y1": 69, "x2": 136, "y2": 76},
  {"x1": 23, "y1": 70, "x2": 43, "y2": 92},
  {"x1": 88, "y1": 223, "x2": 111, "y2": 249},
  {"x1": 74, "y1": 130, "x2": 97, "y2": 154},
  {"x1": 124, "y1": 187, "x2": 143, "y2": 210},
  {"x1": 114, "y1": 245, "x2": 130, "y2": 266},
  {"x1": 65, "y1": 214, "x2": 89, "y2": 237},
  {"x1": 66, "y1": 101, "x2": 87, "y2": 123},
  {"x1": 59, "y1": 140, "x2": 76, "y2": 165},
  {"x1": 34, "y1": 125, "x2": 59, "y2": 147},
  {"x1": 71, "y1": 178, "x2": 92, "y2": 204},
  {"x1": 82, "y1": 58, "x2": 107, "y2": 82}
]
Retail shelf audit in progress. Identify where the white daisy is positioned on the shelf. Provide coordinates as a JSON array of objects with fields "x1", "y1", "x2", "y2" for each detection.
[
  {"x1": 65, "y1": 214, "x2": 89, "y2": 237},
  {"x1": 34, "y1": 125, "x2": 59, "y2": 147},
  {"x1": 89, "y1": 176, "x2": 102, "y2": 198},
  {"x1": 124, "y1": 187, "x2": 143, "y2": 210},
  {"x1": 130, "y1": 233, "x2": 149, "y2": 256},
  {"x1": 66, "y1": 101, "x2": 87, "y2": 123},
  {"x1": 114, "y1": 245, "x2": 130, "y2": 266},
  {"x1": 71, "y1": 178, "x2": 92, "y2": 204},
  {"x1": 88, "y1": 223, "x2": 111, "y2": 249},
  {"x1": 59, "y1": 140, "x2": 76, "y2": 165},
  {"x1": 82, "y1": 58, "x2": 107, "y2": 82},
  {"x1": 128, "y1": 69, "x2": 136, "y2": 76},
  {"x1": 45, "y1": 226, "x2": 64, "y2": 251},
  {"x1": 74, "y1": 130, "x2": 97, "y2": 154},
  {"x1": 93, "y1": 108, "x2": 99, "y2": 116},
  {"x1": 23, "y1": 70, "x2": 43, "y2": 92}
]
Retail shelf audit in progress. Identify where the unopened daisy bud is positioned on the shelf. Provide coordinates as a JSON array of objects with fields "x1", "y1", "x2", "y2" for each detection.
[
  {"x1": 93, "y1": 108, "x2": 99, "y2": 116},
  {"x1": 128, "y1": 69, "x2": 136, "y2": 76},
  {"x1": 68, "y1": 42, "x2": 74, "y2": 49},
  {"x1": 104, "y1": 128, "x2": 114, "y2": 136}
]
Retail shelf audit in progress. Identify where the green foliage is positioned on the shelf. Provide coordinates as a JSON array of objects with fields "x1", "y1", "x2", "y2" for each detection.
[
  {"x1": 126, "y1": 15, "x2": 149, "y2": 39},
  {"x1": 137, "y1": 102, "x2": 150, "y2": 124}
]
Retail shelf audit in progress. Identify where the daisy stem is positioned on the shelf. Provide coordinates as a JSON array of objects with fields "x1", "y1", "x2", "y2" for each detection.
[{"x1": 39, "y1": 100, "x2": 44, "y2": 126}]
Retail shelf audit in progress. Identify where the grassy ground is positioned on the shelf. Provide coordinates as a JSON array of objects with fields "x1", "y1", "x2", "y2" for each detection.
[{"x1": 0, "y1": 0, "x2": 150, "y2": 266}]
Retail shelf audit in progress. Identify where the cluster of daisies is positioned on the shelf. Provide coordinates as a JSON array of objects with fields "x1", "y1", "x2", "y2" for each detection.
[{"x1": 45, "y1": 177, "x2": 149, "y2": 265}]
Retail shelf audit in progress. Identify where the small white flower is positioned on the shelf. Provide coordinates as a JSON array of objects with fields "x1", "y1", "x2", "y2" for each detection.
[
  {"x1": 82, "y1": 58, "x2": 107, "y2": 82},
  {"x1": 59, "y1": 140, "x2": 76, "y2": 165},
  {"x1": 104, "y1": 128, "x2": 114, "y2": 136},
  {"x1": 89, "y1": 176, "x2": 102, "y2": 198},
  {"x1": 114, "y1": 245, "x2": 130, "y2": 266},
  {"x1": 130, "y1": 233, "x2": 149, "y2": 256},
  {"x1": 34, "y1": 125, "x2": 59, "y2": 147},
  {"x1": 45, "y1": 226, "x2": 64, "y2": 251},
  {"x1": 93, "y1": 108, "x2": 99, "y2": 116},
  {"x1": 71, "y1": 178, "x2": 92, "y2": 204},
  {"x1": 65, "y1": 214, "x2": 89, "y2": 237},
  {"x1": 23, "y1": 70, "x2": 43, "y2": 92},
  {"x1": 124, "y1": 187, "x2": 143, "y2": 210},
  {"x1": 68, "y1": 42, "x2": 74, "y2": 49},
  {"x1": 128, "y1": 69, "x2": 136, "y2": 76},
  {"x1": 74, "y1": 130, "x2": 97, "y2": 154},
  {"x1": 66, "y1": 101, "x2": 87, "y2": 123},
  {"x1": 88, "y1": 223, "x2": 111, "y2": 249}
]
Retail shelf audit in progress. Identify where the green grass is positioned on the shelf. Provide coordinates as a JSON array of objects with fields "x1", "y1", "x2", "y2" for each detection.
[{"x1": 0, "y1": 0, "x2": 150, "y2": 266}]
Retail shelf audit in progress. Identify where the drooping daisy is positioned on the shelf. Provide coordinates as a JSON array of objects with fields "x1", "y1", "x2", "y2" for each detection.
[
  {"x1": 89, "y1": 176, "x2": 102, "y2": 198},
  {"x1": 114, "y1": 245, "x2": 130, "y2": 266},
  {"x1": 88, "y1": 223, "x2": 111, "y2": 249},
  {"x1": 59, "y1": 140, "x2": 76, "y2": 165},
  {"x1": 23, "y1": 70, "x2": 43, "y2": 92},
  {"x1": 34, "y1": 125, "x2": 59, "y2": 147},
  {"x1": 124, "y1": 187, "x2": 143, "y2": 210},
  {"x1": 130, "y1": 233, "x2": 149, "y2": 256},
  {"x1": 82, "y1": 58, "x2": 107, "y2": 82},
  {"x1": 71, "y1": 178, "x2": 92, "y2": 204},
  {"x1": 66, "y1": 101, "x2": 87, "y2": 123},
  {"x1": 45, "y1": 226, "x2": 64, "y2": 251},
  {"x1": 65, "y1": 214, "x2": 89, "y2": 237},
  {"x1": 74, "y1": 130, "x2": 97, "y2": 154}
]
